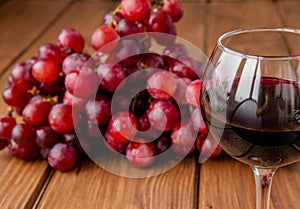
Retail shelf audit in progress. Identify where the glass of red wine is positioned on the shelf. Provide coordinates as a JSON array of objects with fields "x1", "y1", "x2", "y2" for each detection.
[{"x1": 200, "y1": 28, "x2": 300, "y2": 209}]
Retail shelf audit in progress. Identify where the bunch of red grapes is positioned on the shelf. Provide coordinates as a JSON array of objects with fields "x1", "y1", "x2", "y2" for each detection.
[{"x1": 0, "y1": 0, "x2": 222, "y2": 172}]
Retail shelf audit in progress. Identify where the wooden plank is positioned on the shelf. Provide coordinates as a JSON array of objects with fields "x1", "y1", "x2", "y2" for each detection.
[
  {"x1": 277, "y1": 0, "x2": 300, "y2": 28},
  {"x1": 0, "y1": 1, "x2": 70, "y2": 209},
  {"x1": 177, "y1": 1, "x2": 206, "y2": 50},
  {"x1": 38, "y1": 157, "x2": 197, "y2": 209},
  {"x1": 0, "y1": 150, "x2": 52, "y2": 209},
  {"x1": 0, "y1": 0, "x2": 70, "y2": 73},
  {"x1": 0, "y1": 2, "x2": 119, "y2": 207},
  {"x1": 199, "y1": 156, "x2": 256, "y2": 209},
  {"x1": 205, "y1": 1, "x2": 283, "y2": 55},
  {"x1": 272, "y1": 162, "x2": 300, "y2": 209},
  {"x1": 199, "y1": 155, "x2": 300, "y2": 209},
  {"x1": 35, "y1": 1, "x2": 206, "y2": 209},
  {"x1": 198, "y1": 1, "x2": 300, "y2": 209}
]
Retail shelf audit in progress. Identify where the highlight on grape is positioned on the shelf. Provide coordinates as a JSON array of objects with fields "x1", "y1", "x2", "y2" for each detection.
[{"x1": 0, "y1": 0, "x2": 223, "y2": 176}]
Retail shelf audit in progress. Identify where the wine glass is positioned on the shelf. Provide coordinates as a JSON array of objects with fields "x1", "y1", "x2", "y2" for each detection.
[{"x1": 200, "y1": 28, "x2": 300, "y2": 209}]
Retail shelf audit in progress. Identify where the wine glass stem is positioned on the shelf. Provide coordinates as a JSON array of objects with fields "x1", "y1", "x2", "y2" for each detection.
[{"x1": 252, "y1": 166, "x2": 277, "y2": 209}]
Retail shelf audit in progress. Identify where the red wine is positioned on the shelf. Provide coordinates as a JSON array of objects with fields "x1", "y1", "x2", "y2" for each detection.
[{"x1": 201, "y1": 77, "x2": 300, "y2": 167}]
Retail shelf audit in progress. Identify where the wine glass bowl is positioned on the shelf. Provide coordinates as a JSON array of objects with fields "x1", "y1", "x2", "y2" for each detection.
[{"x1": 201, "y1": 28, "x2": 300, "y2": 209}]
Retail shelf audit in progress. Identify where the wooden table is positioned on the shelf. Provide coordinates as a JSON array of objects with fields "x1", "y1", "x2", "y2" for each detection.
[{"x1": 0, "y1": 0, "x2": 300, "y2": 208}]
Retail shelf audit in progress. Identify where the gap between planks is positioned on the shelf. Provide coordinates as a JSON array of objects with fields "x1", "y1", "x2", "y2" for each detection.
[{"x1": 26, "y1": 167, "x2": 55, "y2": 209}]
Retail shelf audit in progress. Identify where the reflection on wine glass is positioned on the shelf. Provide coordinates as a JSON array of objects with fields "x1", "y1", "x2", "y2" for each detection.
[{"x1": 201, "y1": 28, "x2": 300, "y2": 209}]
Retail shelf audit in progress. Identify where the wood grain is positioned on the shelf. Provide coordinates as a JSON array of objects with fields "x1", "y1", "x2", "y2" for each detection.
[
  {"x1": 37, "y1": 157, "x2": 198, "y2": 209},
  {"x1": 0, "y1": 149, "x2": 51, "y2": 209},
  {"x1": 199, "y1": 158, "x2": 300, "y2": 209},
  {"x1": 272, "y1": 162, "x2": 300, "y2": 209},
  {"x1": 205, "y1": 1, "x2": 283, "y2": 55},
  {"x1": 277, "y1": 0, "x2": 300, "y2": 28},
  {"x1": 176, "y1": 1, "x2": 206, "y2": 50},
  {"x1": 199, "y1": 155, "x2": 256, "y2": 209}
]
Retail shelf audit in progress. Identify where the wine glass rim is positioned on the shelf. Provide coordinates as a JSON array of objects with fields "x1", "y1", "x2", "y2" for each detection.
[{"x1": 217, "y1": 27, "x2": 300, "y2": 60}]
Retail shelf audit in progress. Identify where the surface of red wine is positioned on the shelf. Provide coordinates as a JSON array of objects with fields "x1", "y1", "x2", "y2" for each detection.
[{"x1": 202, "y1": 76, "x2": 300, "y2": 167}]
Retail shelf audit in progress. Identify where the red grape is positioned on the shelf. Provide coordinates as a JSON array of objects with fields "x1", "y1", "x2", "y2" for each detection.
[
  {"x1": 8, "y1": 139, "x2": 39, "y2": 160},
  {"x1": 163, "y1": 43, "x2": 188, "y2": 60},
  {"x1": 138, "y1": 113, "x2": 151, "y2": 132},
  {"x1": 107, "y1": 111, "x2": 138, "y2": 143},
  {"x1": 62, "y1": 53, "x2": 90, "y2": 75},
  {"x1": 28, "y1": 95, "x2": 43, "y2": 103},
  {"x1": 121, "y1": 0, "x2": 151, "y2": 22},
  {"x1": 145, "y1": 11, "x2": 176, "y2": 45},
  {"x1": 125, "y1": 66, "x2": 140, "y2": 76},
  {"x1": 196, "y1": 134, "x2": 222, "y2": 158},
  {"x1": 137, "y1": 22, "x2": 146, "y2": 33},
  {"x1": 72, "y1": 67, "x2": 99, "y2": 99},
  {"x1": 63, "y1": 91, "x2": 86, "y2": 113},
  {"x1": 64, "y1": 71, "x2": 78, "y2": 94},
  {"x1": 9, "y1": 62, "x2": 35, "y2": 84},
  {"x1": 0, "y1": 116, "x2": 17, "y2": 141},
  {"x1": 147, "y1": 71, "x2": 177, "y2": 100},
  {"x1": 171, "y1": 119, "x2": 197, "y2": 147},
  {"x1": 64, "y1": 132, "x2": 87, "y2": 156},
  {"x1": 162, "y1": 0, "x2": 184, "y2": 22},
  {"x1": 11, "y1": 124, "x2": 36, "y2": 145},
  {"x1": 48, "y1": 143, "x2": 77, "y2": 171},
  {"x1": 126, "y1": 139, "x2": 156, "y2": 167},
  {"x1": 27, "y1": 56, "x2": 39, "y2": 65},
  {"x1": 22, "y1": 98, "x2": 52, "y2": 127},
  {"x1": 38, "y1": 43, "x2": 63, "y2": 64},
  {"x1": 38, "y1": 75, "x2": 65, "y2": 97},
  {"x1": 110, "y1": 38, "x2": 141, "y2": 67},
  {"x1": 104, "y1": 132, "x2": 128, "y2": 153},
  {"x1": 48, "y1": 104, "x2": 74, "y2": 134},
  {"x1": 168, "y1": 56, "x2": 199, "y2": 80},
  {"x1": 147, "y1": 99, "x2": 180, "y2": 131},
  {"x1": 32, "y1": 58, "x2": 61, "y2": 83},
  {"x1": 0, "y1": 140, "x2": 8, "y2": 150},
  {"x1": 91, "y1": 25, "x2": 120, "y2": 53},
  {"x1": 63, "y1": 133, "x2": 79, "y2": 145},
  {"x1": 173, "y1": 77, "x2": 191, "y2": 105},
  {"x1": 191, "y1": 107, "x2": 208, "y2": 135},
  {"x1": 57, "y1": 28, "x2": 85, "y2": 54},
  {"x1": 36, "y1": 126, "x2": 62, "y2": 148},
  {"x1": 97, "y1": 63, "x2": 126, "y2": 92},
  {"x1": 137, "y1": 113, "x2": 161, "y2": 140},
  {"x1": 185, "y1": 79, "x2": 201, "y2": 107},
  {"x1": 2, "y1": 80, "x2": 34, "y2": 108},
  {"x1": 117, "y1": 18, "x2": 139, "y2": 37},
  {"x1": 85, "y1": 94, "x2": 112, "y2": 126},
  {"x1": 139, "y1": 53, "x2": 165, "y2": 69},
  {"x1": 155, "y1": 135, "x2": 172, "y2": 154},
  {"x1": 145, "y1": 11, "x2": 174, "y2": 33}
]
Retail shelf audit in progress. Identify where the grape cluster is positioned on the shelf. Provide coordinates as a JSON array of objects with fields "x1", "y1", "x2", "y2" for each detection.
[{"x1": 0, "y1": 0, "x2": 222, "y2": 172}]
